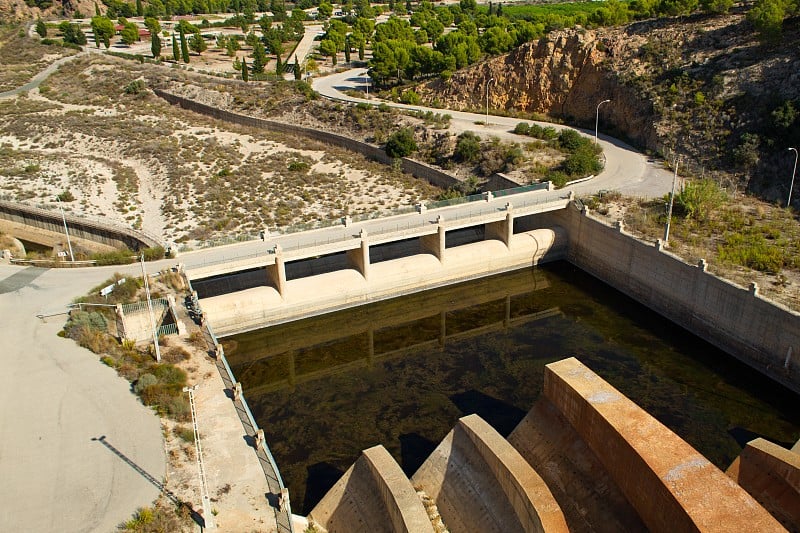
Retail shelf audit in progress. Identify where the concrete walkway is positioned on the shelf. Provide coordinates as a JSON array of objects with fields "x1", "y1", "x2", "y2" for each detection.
[{"x1": 0, "y1": 264, "x2": 165, "y2": 533}]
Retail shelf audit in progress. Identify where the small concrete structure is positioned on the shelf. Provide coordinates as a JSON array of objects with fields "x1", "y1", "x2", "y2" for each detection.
[
  {"x1": 727, "y1": 438, "x2": 800, "y2": 531},
  {"x1": 310, "y1": 445, "x2": 434, "y2": 533},
  {"x1": 412, "y1": 414, "x2": 568, "y2": 533},
  {"x1": 543, "y1": 358, "x2": 785, "y2": 532}
]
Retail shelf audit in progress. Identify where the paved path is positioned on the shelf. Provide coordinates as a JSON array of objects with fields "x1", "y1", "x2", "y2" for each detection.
[
  {"x1": 0, "y1": 51, "x2": 89, "y2": 99},
  {"x1": 0, "y1": 264, "x2": 165, "y2": 533}
]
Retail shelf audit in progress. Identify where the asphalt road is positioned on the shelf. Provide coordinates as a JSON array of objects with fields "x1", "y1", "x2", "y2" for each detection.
[
  {"x1": 0, "y1": 264, "x2": 165, "y2": 533},
  {"x1": 312, "y1": 68, "x2": 674, "y2": 199}
]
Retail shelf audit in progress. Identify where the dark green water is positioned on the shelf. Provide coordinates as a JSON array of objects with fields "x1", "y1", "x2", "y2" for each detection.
[{"x1": 223, "y1": 262, "x2": 800, "y2": 515}]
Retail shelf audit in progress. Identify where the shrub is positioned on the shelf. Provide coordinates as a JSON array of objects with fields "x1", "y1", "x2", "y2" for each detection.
[
  {"x1": 57, "y1": 189, "x2": 75, "y2": 202},
  {"x1": 674, "y1": 179, "x2": 726, "y2": 221},
  {"x1": 513, "y1": 122, "x2": 530, "y2": 135},
  {"x1": 288, "y1": 161, "x2": 310, "y2": 172},
  {"x1": 561, "y1": 146, "x2": 603, "y2": 177},
  {"x1": 718, "y1": 233, "x2": 784, "y2": 273},
  {"x1": 141, "y1": 246, "x2": 165, "y2": 261},
  {"x1": 454, "y1": 132, "x2": 481, "y2": 163},
  {"x1": 399, "y1": 89, "x2": 420, "y2": 105},
  {"x1": 134, "y1": 373, "x2": 158, "y2": 394},
  {"x1": 124, "y1": 79, "x2": 146, "y2": 95},
  {"x1": 91, "y1": 249, "x2": 136, "y2": 265},
  {"x1": 385, "y1": 128, "x2": 417, "y2": 158},
  {"x1": 558, "y1": 129, "x2": 588, "y2": 152},
  {"x1": 546, "y1": 171, "x2": 570, "y2": 188},
  {"x1": 174, "y1": 425, "x2": 195, "y2": 442}
]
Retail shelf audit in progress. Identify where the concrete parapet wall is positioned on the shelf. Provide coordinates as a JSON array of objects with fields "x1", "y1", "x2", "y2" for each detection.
[
  {"x1": 0, "y1": 200, "x2": 160, "y2": 251},
  {"x1": 543, "y1": 357, "x2": 785, "y2": 532},
  {"x1": 726, "y1": 438, "x2": 800, "y2": 531},
  {"x1": 310, "y1": 445, "x2": 433, "y2": 533},
  {"x1": 538, "y1": 206, "x2": 800, "y2": 394},
  {"x1": 154, "y1": 90, "x2": 460, "y2": 190}
]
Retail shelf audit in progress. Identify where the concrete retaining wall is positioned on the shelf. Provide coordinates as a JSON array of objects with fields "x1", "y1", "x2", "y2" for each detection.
[
  {"x1": 0, "y1": 200, "x2": 161, "y2": 251},
  {"x1": 536, "y1": 206, "x2": 800, "y2": 394},
  {"x1": 154, "y1": 90, "x2": 460, "y2": 190},
  {"x1": 543, "y1": 357, "x2": 785, "y2": 532}
]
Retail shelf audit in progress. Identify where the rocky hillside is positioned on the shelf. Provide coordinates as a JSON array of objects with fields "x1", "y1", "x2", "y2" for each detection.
[
  {"x1": 417, "y1": 11, "x2": 800, "y2": 203},
  {"x1": 0, "y1": 0, "x2": 96, "y2": 22}
]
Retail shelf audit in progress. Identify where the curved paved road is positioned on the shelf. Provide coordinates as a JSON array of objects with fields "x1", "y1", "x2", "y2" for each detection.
[{"x1": 312, "y1": 68, "x2": 673, "y2": 198}]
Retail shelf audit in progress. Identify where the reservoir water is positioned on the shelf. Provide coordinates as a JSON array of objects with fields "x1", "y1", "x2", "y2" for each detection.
[{"x1": 222, "y1": 262, "x2": 800, "y2": 514}]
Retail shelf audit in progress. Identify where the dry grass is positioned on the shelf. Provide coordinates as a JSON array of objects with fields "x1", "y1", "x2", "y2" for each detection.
[{"x1": 0, "y1": 24, "x2": 78, "y2": 92}]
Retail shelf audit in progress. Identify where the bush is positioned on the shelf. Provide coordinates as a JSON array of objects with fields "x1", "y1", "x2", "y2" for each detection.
[
  {"x1": 57, "y1": 189, "x2": 75, "y2": 202},
  {"x1": 288, "y1": 161, "x2": 310, "y2": 172},
  {"x1": 718, "y1": 232, "x2": 784, "y2": 273},
  {"x1": 561, "y1": 146, "x2": 603, "y2": 177},
  {"x1": 513, "y1": 122, "x2": 530, "y2": 135},
  {"x1": 454, "y1": 132, "x2": 481, "y2": 163},
  {"x1": 91, "y1": 249, "x2": 136, "y2": 265},
  {"x1": 546, "y1": 171, "x2": 570, "y2": 188},
  {"x1": 385, "y1": 128, "x2": 417, "y2": 158},
  {"x1": 174, "y1": 425, "x2": 195, "y2": 442},
  {"x1": 141, "y1": 246, "x2": 165, "y2": 261},
  {"x1": 134, "y1": 373, "x2": 158, "y2": 394},
  {"x1": 124, "y1": 79, "x2": 147, "y2": 95},
  {"x1": 558, "y1": 129, "x2": 587, "y2": 152},
  {"x1": 674, "y1": 179, "x2": 726, "y2": 221},
  {"x1": 399, "y1": 89, "x2": 420, "y2": 105}
]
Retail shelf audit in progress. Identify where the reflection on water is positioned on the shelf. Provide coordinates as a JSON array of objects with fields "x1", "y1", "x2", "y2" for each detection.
[{"x1": 224, "y1": 262, "x2": 800, "y2": 515}]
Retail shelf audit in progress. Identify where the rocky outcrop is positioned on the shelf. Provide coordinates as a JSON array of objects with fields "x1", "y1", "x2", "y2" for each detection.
[{"x1": 417, "y1": 29, "x2": 658, "y2": 150}]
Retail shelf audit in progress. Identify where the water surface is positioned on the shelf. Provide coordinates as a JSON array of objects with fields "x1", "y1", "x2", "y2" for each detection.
[{"x1": 224, "y1": 263, "x2": 800, "y2": 514}]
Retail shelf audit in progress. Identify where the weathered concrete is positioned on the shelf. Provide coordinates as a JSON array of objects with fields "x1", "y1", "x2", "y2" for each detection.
[
  {"x1": 727, "y1": 438, "x2": 800, "y2": 531},
  {"x1": 309, "y1": 445, "x2": 434, "y2": 533},
  {"x1": 203, "y1": 228, "x2": 566, "y2": 336},
  {"x1": 412, "y1": 414, "x2": 568, "y2": 533},
  {"x1": 533, "y1": 206, "x2": 800, "y2": 394},
  {"x1": 543, "y1": 357, "x2": 785, "y2": 532},
  {"x1": 508, "y1": 399, "x2": 645, "y2": 532},
  {"x1": 0, "y1": 200, "x2": 161, "y2": 251}
]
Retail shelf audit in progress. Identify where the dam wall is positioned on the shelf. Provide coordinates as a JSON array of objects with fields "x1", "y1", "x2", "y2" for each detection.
[
  {"x1": 204, "y1": 227, "x2": 566, "y2": 336},
  {"x1": 310, "y1": 445, "x2": 434, "y2": 533},
  {"x1": 534, "y1": 206, "x2": 800, "y2": 394},
  {"x1": 0, "y1": 200, "x2": 161, "y2": 251},
  {"x1": 543, "y1": 358, "x2": 785, "y2": 532}
]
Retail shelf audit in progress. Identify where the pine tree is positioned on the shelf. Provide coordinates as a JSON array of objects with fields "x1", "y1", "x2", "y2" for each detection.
[
  {"x1": 344, "y1": 35, "x2": 351, "y2": 63},
  {"x1": 35, "y1": 19, "x2": 47, "y2": 38},
  {"x1": 241, "y1": 56, "x2": 248, "y2": 81},
  {"x1": 95, "y1": 2, "x2": 100, "y2": 15},
  {"x1": 151, "y1": 33, "x2": 161, "y2": 58},
  {"x1": 179, "y1": 28, "x2": 190, "y2": 63},
  {"x1": 172, "y1": 34, "x2": 179, "y2": 61},
  {"x1": 136, "y1": 0, "x2": 143, "y2": 16},
  {"x1": 358, "y1": 41, "x2": 364, "y2": 61},
  {"x1": 276, "y1": 55, "x2": 282, "y2": 75},
  {"x1": 251, "y1": 41, "x2": 266, "y2": 73},
  {"x1": 294, "y1": 55, "x2": 301, "y2": 80}
]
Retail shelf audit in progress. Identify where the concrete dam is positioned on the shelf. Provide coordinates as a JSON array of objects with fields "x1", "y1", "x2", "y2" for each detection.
[{"x1": 186, "y1": 192, "x2": 800, "y2": 532}]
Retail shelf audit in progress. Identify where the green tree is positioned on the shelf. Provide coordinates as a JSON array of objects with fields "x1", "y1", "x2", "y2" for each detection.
[
  {"x1": 144, "y1": 17, "x2": 161, "y2": 34},
  {"x1": 151, "y1": 32, "x2": 161, "y2": 57},
  {"x1": 136, "y1": 0, "x2": 143, "y2": 16},
  {"x1": 91, "y1": 16, "x2": 115, "y2": 48},
  {"x1": 700, "y1": 0, "x2": 733, "y2": 13},
  {"x1": 385, "y1": 128, "x2": 417, "y2": 158},
  {"x1": 179, "y1": 28, "x2": 190, "y2": 63},
  {"x1": 318, "y1": 1, "x2": 333, "y2": 18},
  {"x1": 241, "y1": 55, "x2": 249, "y2": 81},
  {"x1": 226, "y1": 35, "x2": 240, "y2": 56},
  {"x1": 675, "y1": 179, "x2": 726, "y2": 221},
  {"x1": 36, "y1": 19, "x2": 47, "y2": 38},
  {"x1": 748, "y1": 0, "x2": 786, "y2": 43},
  {"x1": 120, "y1": 22, "x2": 139, "y2": 45},
  {"x1": 319, "y1": 38, "x2": 338, "y2": 64},
  {"x1": 294, "y1": 54, "x2": 301, "y2": 80},
  {"x1": 172, "y1": 34, "x2": 179, "y2": 60},
  {"x1": 189, "y1": 31, "x2": 207, "y2": 54},
  {"x1": 252, "y1": 41, "x2": 267, "y2": 73},
  {"x1": 344, "y1": 35, "x2": 351, "y2": 62},
  {"x1": 60, "y1": 22, "x2": 87, "y2": 45},
  {"x1": 454, "y1": 131, "x2": 481, "y2": 163}
]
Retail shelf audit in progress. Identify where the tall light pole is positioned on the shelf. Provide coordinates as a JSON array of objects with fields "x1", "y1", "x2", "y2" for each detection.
[
  {"x1": 485, "y1": 77, "x2": 495, "y2": 126},
  {"x1": 595, "y1": 99, "x2": 611, "y2": 146},
  {"x1": 55, "y1": 196, "x2": 74, "y2": 262},
  {"x1": 664, "y1": 156, "x2": 680, "y2": 244},
  {"x1": 788, "y1": 147, "x2": 798, "y2": 208},
  {"x1": 184, "y1": 384, "x2": 215, "y2": 529}
]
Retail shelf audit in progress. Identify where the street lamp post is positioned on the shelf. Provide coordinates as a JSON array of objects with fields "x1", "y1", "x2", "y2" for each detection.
[
  {"x1": 485, "y1": 77, "x2": 495, "y2": 126},
  {"x1": 664, "y1": 156, "x2": 680, "y2": 244},
  {"x1": 55, "y1": 196, "x2": 75, "y2": 262},
  {"x1": 788, "y1": 147, "x2": 798, "y2": 208},
  {"x1": 595, "y1": 99, "x2": 611, "y2": 146},
  {"x1": 140, "y1": 253, "x2": 161, "y2": 363}
]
